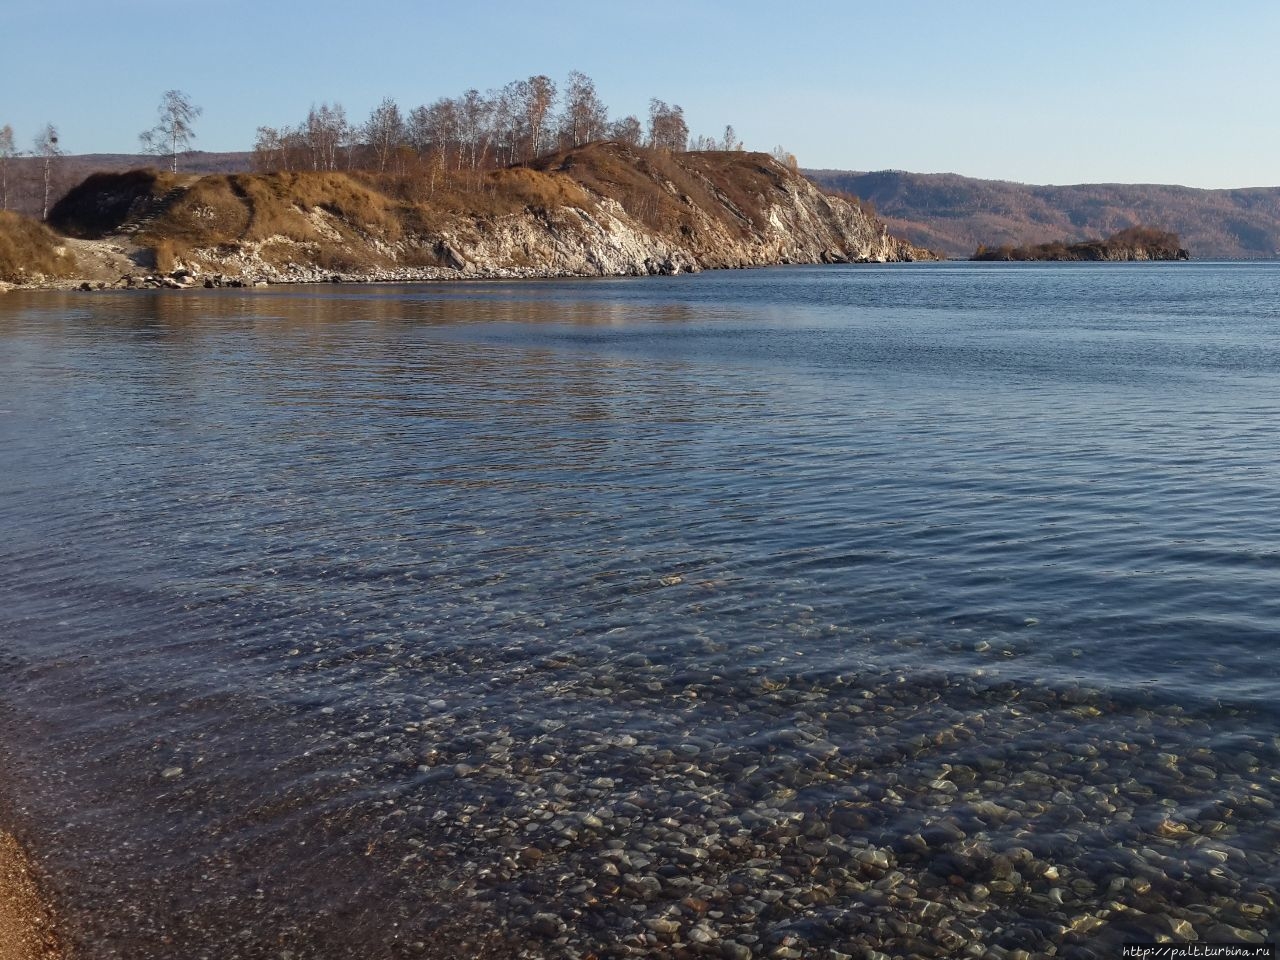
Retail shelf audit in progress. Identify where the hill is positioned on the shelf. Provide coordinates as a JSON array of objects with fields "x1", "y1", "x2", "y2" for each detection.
[
  {"x1": 972, "y1": 226, "x2": 1188, "y2": 261},
  {"x1": 806, "y1": 169, "x2": 1280, "y2": 260},
  {"x1": 5, "y1": 144, "x2": 929, "y2": 288}
]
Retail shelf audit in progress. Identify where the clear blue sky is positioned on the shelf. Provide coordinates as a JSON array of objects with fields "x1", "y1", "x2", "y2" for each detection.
[{"x1": 3, "y1": 0, "x2": 1276, "y2": 188}]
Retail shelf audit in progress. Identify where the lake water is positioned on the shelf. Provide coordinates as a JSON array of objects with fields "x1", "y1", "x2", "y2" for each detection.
[{"x1": 1, "y1": 262, "x2": 1278, "y2": 958}]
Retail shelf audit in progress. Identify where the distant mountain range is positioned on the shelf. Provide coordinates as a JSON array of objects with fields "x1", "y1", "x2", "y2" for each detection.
[{"x1": 806, "y1": 169, "x2": 1280, "y2": 260}]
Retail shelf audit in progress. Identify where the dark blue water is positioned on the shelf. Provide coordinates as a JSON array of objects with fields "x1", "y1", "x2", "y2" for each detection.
[{"x1": 2, "y1": 262, "x2": 1278, "y2": 958}]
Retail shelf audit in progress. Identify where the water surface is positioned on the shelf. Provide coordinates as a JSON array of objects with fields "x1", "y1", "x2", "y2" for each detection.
[{"x1": 2, "y1": 262, "x2": 1278, "y2": 957}]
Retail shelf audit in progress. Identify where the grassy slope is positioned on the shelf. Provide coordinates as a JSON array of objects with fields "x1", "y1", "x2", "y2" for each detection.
[{"x1": 0, "y1": 212, "x2": 78, "y2": 283}]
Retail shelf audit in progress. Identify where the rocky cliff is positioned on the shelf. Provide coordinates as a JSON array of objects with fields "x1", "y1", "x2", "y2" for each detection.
[{"x1": 31, "y1": 144, "x2": 930, "y2": 289}]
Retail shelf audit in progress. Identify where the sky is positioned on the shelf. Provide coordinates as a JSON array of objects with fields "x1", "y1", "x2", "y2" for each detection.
[{"x1": 2, "y1": 0, "x2": 1277, "y2": 188}]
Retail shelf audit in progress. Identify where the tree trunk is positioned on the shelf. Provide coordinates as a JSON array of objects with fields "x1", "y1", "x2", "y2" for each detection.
[{"x1": 41, "y1": 161, "x2": 51, "y2": 220}]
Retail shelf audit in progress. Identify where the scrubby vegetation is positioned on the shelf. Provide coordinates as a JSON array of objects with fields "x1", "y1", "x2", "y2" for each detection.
[
  {"x1": 972, "y1": 226, "x2": 1188, "y2": 261},
  {"x1": 0, "y1": 210, "x2": 77, "y2": 282}
]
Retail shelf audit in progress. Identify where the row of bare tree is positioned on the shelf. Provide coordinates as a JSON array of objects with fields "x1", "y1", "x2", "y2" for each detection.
[
  {"x1": 1, "y1": 74, "x2": 794, "y2": 220},
  {"x1": 0, "y1": 123, "x2": 64, "y2": 219},
  {"x1": 251, "y1": 72, "x2": 741, "y2": 175}
]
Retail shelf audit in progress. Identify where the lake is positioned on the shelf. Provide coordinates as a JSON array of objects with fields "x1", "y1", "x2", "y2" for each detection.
[{"x1": 1, "y1": 262, "x2": 1278, "y2": 957}]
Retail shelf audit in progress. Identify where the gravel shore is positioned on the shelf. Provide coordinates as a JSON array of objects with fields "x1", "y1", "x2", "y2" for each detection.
[{"x1": 0, "y1": 832, "x2": 61, "y2": 960}]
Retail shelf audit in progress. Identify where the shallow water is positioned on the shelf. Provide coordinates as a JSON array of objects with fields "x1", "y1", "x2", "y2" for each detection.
[{"x1": 1, "y1": 263, "x2": 1279, "y2": 958}]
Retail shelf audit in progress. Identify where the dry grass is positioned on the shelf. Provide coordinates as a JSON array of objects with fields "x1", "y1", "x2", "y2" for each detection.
[
  {"x1": 129, "y1": 171, "x2": 406, "y2": 271},
  {"x1": 537, "y1": 143, "x2": 702, "y2": 236},
  {"x1": 0, "y1": 211, "x2": 78, "y2": 282},
  {"x1": 146, "y1": 172, "x2": 397, "y2": 245},
  {"x1": 141, "y1": 165, "x2": 602, "y2": 271},
  {"x1": 534, "y1": 143, "x2": 791, "y2": 242}
]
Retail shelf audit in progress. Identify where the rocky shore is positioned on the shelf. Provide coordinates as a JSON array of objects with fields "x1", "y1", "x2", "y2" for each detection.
[{"x1": 347, "y1": 662, "x2": 1277, "y2": 959}]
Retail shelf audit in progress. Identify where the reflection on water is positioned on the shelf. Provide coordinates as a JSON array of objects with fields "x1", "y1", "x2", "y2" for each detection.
[{"x1": 1, "y1": 265, "x2": 1279, "y2": 958}]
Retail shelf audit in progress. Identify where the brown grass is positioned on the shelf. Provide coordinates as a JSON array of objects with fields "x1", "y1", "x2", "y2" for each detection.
[
  {"x1": 533, "y1": 143, "x2": 794, "y2": 243},
  {"x1": 131, "y1": 171, "x2": 407, "y2": 271},
  {"x1": 0, "y1": 212, "x2": 77, "y2": 283}
]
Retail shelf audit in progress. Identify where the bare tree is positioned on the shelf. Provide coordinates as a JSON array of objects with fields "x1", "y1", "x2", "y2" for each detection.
[
  {"x1": 139, "y1": 90, "x2": 202, "y2": 173},
  {"x1": 722, "y1": 125, "x2": 742, "y2": 151},
  {"x1": 457, "y1": 89, "x2": 492, "y2": 171},
  {"x1": 522, "y1": 75, "x2": 557, "y2": 160},
  {"x1": 253, "y1": 125, "x2": 295, "y2": 172},
  {"x1": 0, "y1": 124, "x2": 14, "y2": 211},
  {"x1": 608, "y1": 115, "x2": 644, "y2": 147},
  {"x1": 305, "y1": 103, "x2": 348, "y2": 171},
  {"x1": 408, "y1": 98, "x2": 462, "y2": 168},
  {"x1": 364, "y1": 97, "x2": 405, "y2": 172},
  {"x1": 647, "y1": 100, "x2": 688, "y2": 152},
  {"x1": 492, "y1": 82, "x2": 524, "y2": 166},
  {"x1": 33, "y1": 124, "x2": 61, "y2": 220},
  {"x1": 560, "y1": 71, "x2": 607, "y2": 148}
]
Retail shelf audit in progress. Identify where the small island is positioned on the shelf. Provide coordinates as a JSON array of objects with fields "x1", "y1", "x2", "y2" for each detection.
[{"x1": 972, "y1": 226, "x2": 1189, "y2": 262}]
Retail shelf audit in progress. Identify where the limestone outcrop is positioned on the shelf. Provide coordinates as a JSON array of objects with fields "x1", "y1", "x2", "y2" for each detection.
[{"x1": 31, "y1": 143, "x2": 933, "y2": 288}]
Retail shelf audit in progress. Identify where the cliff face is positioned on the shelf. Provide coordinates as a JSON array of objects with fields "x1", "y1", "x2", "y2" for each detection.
[{"x1": 41, "y1": 144, "x2": 930, "y2": 288}]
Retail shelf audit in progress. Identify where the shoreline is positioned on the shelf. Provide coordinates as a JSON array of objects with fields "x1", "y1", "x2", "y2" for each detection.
[
  {"x1": 0, "y1": 831, "x2": 62, "y2": 960},
  {"x1": 1, "y1": 251, "x2": 929, "y2": 295}
]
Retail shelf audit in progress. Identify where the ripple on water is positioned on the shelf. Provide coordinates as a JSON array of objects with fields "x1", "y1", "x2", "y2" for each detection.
[{"x1": 1, "y1": 265, "x2": 1279, "y2": 956}]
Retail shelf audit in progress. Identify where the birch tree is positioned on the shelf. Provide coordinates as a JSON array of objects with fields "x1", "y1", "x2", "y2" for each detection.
[
  {"x1": 457, "y1": 89, "x2": 492, "y2": 170},
  {"x1": 364, "y1": 97, "x2": 405, "y2": 172},
  {"x1": 523, "y1": 75, "x2": 557, "y2": 159},
  {"x1": 139, "y1": 90, "x2": 202, "y2": 173},
  {"x1": 305, "y1": 103, "x2": 348, "y2": 170},
  {"x1": 647, "y1": 100, "x2": 688, "y2": 152},
  {"x1": 560, "y1": 71, "x2": 607, "y2": 148},
  {"x1": 34, "y1": 124, "x2": 61, "y2": 220},
  {"x1": 0, "y1": 124, "x2": 14, "y2": 210}
]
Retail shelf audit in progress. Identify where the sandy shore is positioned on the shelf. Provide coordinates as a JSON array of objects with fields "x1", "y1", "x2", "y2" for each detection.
[{"x1": 0, "y1": 832, "x2": 62, "y2": 960}]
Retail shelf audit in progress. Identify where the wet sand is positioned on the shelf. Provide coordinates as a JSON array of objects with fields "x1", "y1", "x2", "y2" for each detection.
[{"x1": 0, "y1": 832, "x2": 61, "y2": 960}]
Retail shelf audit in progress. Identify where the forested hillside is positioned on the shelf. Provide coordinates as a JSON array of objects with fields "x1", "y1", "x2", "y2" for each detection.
[{"x1": 808, "y1": 169, "x2": 1280, "y2": 260}]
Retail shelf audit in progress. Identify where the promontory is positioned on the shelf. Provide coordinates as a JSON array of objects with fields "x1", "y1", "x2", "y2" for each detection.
[{"x1": 1, "y1": 144, "x2": 933, "y2": 290}]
